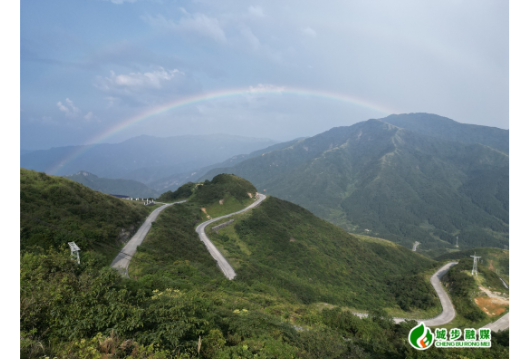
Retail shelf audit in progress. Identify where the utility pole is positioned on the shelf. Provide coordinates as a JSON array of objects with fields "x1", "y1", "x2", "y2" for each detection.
[{"x1": 470, "y1": 253, "x2": 481, "y2": 276}]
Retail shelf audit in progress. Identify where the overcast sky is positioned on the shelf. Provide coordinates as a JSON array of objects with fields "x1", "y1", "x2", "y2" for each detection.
[{"x1": 20, "y1": 0, "x2": 509, "y2": 150}]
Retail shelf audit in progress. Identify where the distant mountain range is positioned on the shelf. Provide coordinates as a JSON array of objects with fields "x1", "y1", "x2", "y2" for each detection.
[
  {"x1": 201, "y1": 113, "x2": 509, "y2": 251},
  {"x1": 63, "y1": 171, "x2": 159, "y2": 198},
  {"x1": 20, "y1": 134, "x2": 277, "y2": 184},
  {"x1": 20, "y1": 149, "x2": 35, "y2": 156},
  {"x1": 148, "y1": 138, "x2": 305, "y2": 193}
]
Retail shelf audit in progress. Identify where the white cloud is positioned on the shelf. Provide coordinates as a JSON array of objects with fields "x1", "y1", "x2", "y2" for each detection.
[
  {"x1": 57, "y1": 98, "x2": 80, "y2": 118},
  {"x1": 84, "y1": 112, "x2": 94, "y2": 120},
  {"x1": 143, "y1": 12, "x2": 226, "y2": 43},
  {"x1": 248, "y1": 84, "x2": 285, "y2": 94},
  {"x1": 95, "y1": 67, "x2": 185, "y2": 92},
  {"x1": 248, "y1": 6, "x2": 264, "y2": 17},
  {"x1": 302, "y1": 27, "x2": 317, "y2": 37},
  {"x1": 94, "y1": 67, "x2": 201, "y2": 105}
]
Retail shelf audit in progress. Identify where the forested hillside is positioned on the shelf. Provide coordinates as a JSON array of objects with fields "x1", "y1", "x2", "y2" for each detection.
[
  {"x1": 20, "y1": 168, "x2": 150, "y2": 261},
  {"x1": 202, "y1": 114, "x2": 509, "y2": 251},
  {"x1": 207, "y1": 196, "x2": 436, "y2": 310}
]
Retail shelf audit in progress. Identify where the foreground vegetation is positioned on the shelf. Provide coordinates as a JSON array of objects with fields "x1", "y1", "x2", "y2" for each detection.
[
  {"x1": 21, "y1": 248, "x2": 509, "y2": 359},
  {"x1": 20, "y1": 170, "x2": 509, "y2": 358}
]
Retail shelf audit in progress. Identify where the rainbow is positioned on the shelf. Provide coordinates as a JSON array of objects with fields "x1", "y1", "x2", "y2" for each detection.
[{"x1": 48, "y1": 86, "x2": 399, "y2": 174}]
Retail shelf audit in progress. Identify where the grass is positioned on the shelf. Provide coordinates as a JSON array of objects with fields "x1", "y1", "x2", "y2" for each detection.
[
  {"x1": 205, "y1": 196, "x2": 437, "y2": 310},
  {"x1": 20, "y1": 168, "x2": 151, "y2": 263},
  {"x1": 201, "y1": 195, "x2": 255, "y2": 218},
  {"x1": 205, "y1": 210, "x2": 254, "y2": 270}
]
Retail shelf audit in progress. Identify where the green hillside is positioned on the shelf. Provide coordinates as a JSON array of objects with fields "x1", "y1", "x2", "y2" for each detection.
[
  {"x1": 20, "y1": 168, "x2": 150, "y2": 261},
  {"x1": 158, "y1": 173, "x2": 257, "y2": 217},
  {"x1": 158, "y1": 182, "x2": 195, "y2": 202},
  {"x1": 202, "y1": 115, "x2": 509, "y2": 251},
  {"x1": 20, "y1": 171, "x2": 509, "y2": 358},
  {"x1": 206, "y1": 196, "x2": 437, "y2": 310},
  {"x1": 63, "y1": 170, "x2": 160, "y2": 198},
  {"x1": 435, "y1": 247, "x2": 509, "y2": 283},
  {"x1": 133, "y1": 188, "x2": 440, "y2": 314},
  {"x1": 441, "y1": 258, "x2": 508, "y2": 330}
]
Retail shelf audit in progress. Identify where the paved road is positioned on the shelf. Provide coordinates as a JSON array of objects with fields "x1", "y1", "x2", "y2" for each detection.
[
  {"x1": 482, "y1": 312, "x2": 509, "y2": 332},
  {"x1": 483, "y1": 277, "x2": 511, "y2": 332},
  {"x1": 111, "y1": 200, "x2": 185, "y2": 275},
  {"x1": 499, "y1": 276, "x2": 509, "y2": 289},
  {"x1": 352, "y1": 262, "x2": 458, "y2": 326},
  {"x1": 392, "y1": 261, "x2": 510, "y2": 330},
  {"x1": 414, "y1": 261, "x2": 458, "y2": 326},
  {"x1": 195, "y1": 193, "x2": 266, "y2": 280}
]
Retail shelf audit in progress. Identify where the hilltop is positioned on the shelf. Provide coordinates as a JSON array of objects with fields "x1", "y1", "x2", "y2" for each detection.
[
  {"x1": 20, "y1": 168, "x2": 152, "y2": 262},
  {"x1": 201, "y1": 114, "x2": 508, "y2": 251},
  {"x1": 134, "y1": 177, "x2": 440, "y2": 313}
]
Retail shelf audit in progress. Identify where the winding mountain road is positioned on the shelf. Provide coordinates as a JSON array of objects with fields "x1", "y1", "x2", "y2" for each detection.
[
  {"x1": 483, "y1": 312, "x2": 509, "y2": 332},
  {"x1": 112, "y1": 193, "x2": 508, "y2": 331},
  {"x1": 395, "y1": 261, "x2": 458, "y2": 326},
  {"x1": 111, "y1": 200, "x2": 185, "y2": 275},
  {"x1": 195, "y1": 193, "x2": 266, "y2": 280},
  {"x1": 350, "y1": 262, "x2": 458, "y2": 326}
]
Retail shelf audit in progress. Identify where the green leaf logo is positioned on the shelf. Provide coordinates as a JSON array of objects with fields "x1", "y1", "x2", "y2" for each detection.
[{"x1": 408, "y1": 323, "x2": 434, "y2": 350}]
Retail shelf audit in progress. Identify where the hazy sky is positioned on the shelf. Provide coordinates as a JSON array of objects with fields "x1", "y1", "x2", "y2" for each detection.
[{"x1": 20, "y1": 0, "x2": 509, "y2": 149}]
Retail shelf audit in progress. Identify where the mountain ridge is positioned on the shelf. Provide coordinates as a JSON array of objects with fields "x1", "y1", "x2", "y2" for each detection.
[
  {"x1": 63, "y1": 171, "x2": 160, "y2": 198},
  {"x1": 200, "y1": 114, "x2": 508, "y2": 251}
]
